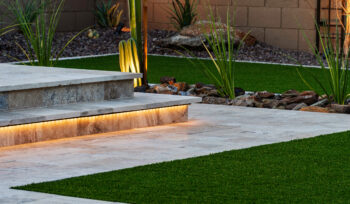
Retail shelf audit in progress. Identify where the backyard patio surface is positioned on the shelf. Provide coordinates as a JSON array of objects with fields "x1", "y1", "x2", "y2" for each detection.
[{"x1": 1, "y1": 103, "x2": 350, "y2": 203}]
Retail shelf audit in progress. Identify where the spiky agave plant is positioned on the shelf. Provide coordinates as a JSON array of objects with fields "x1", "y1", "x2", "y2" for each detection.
[{"x1": 118, "y1": 0, "x2": 148, "y2": 85}]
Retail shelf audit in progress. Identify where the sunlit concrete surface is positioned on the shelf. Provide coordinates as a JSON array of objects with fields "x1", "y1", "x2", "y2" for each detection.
[{"x1": 1, "y1": 103, "x2": 350, "y2": 203}]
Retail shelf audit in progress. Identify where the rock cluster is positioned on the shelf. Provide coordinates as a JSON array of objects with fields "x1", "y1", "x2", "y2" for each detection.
[
  {"x1": 136, "y1": 77, "x2": 350, "y2": 114},
  {"x1": 160, "y1": 21, "x2": 257, "y2": 48}
]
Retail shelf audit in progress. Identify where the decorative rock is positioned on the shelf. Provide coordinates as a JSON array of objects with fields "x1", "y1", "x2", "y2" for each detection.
[
  {"x1": 292, "y1": 103, "x2": 308, "y2": 110},
  {"x1": 286, "y1": 103, "x2": 300, "y2": 110},
  {"x1": 154, "y1": 84, "x2": 173, "y2": 95},
  {"x1": 134, "y1": 85, "x2": 148, "y2": 92},
  {"x1": 231, "y1": 95, "x2": 254, "y2": 107},
  {"x1": 255, "y1": 91, "x2": 275, "y2": 99},
  {"x1": 174, "y1": 82, "x2": 188, "y2": 92},
  {"x1": 160, "y1": 76, "x2": 176, "y2": 85},
  {"x1": 300, "y1": 106, "x2": 329, "y2": 113},
  {"x1": 186, "y1": 88, "x2": 195, "y2": 96},
  {"x1": 207, "y1": 89, "x2": 219, "y2": 97},
  {"x1": 331, "y1": 104, "x2": 350, "y2": 114},
  {"x1": 262, "y1": 99, "x2": 279, "y2": 109},
  {"x1": 180, "y1": 21, "x2": 257, "y2": 46},
  {"x1": 195, "y1": 82, "x2": 204, "y2": 89},
  {"x1": 311, "y1": 98, "x2": 329, "y2": 107},
  {"x1": 282, "y1": 90, "x2": 300, "y2": 98},
  {"x1": 235, "y1": 87, "x2": 245, "y2": 97},
  {"x1": 202, "y1": 96, "x2": 226, "y2": 104}
]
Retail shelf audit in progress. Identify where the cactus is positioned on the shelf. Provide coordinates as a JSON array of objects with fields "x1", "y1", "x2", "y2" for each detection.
[
  {"x1": 119, "y1": 38, "x2": 142, "y2": 87},
  {"x1": 118, "y1": 0, "x2": 148, "y2": 86}
]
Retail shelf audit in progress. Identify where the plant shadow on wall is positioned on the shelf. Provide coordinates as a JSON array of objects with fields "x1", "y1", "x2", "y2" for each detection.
[
  {"x1": 297, "y1": 4, "x2": 350, "y2": 107},
  {"x1": 1, "y1": 0, "x2": 86, "y2": 67}
]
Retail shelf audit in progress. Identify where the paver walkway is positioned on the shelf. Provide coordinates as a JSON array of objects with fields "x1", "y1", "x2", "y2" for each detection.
[{"x1": 1, "y1": 103, "x2": 350, "y2": 203}]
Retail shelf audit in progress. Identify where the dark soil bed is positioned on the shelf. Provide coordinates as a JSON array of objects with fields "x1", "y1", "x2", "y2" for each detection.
[{"x1": 1, "y1": 28, "x2": 319, "y2": 65}]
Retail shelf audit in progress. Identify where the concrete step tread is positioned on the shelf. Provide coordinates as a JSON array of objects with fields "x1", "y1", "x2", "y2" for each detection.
[
  {"x1": 0, "y1": 93, "x2": 201, "y2": 127},
  {"x1": 0, "y1": 64, "x2": 142, "y2": 92}
]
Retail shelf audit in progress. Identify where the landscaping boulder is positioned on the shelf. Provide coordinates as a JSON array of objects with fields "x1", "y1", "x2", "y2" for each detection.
[
  {"x1": 160, "y1": 21, "x2": 257, "y2": 48},
  {"x1": 331, "y1": 104, "x2": 350, "y2": 114}
]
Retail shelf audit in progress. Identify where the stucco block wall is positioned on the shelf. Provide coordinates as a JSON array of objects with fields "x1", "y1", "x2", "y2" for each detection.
[
  {"x1": 146, "y1": 0, "x2": 317, "y2": 50},
  {"x1": 0, "y1": 0, "x2": 317, "y2": 51}
]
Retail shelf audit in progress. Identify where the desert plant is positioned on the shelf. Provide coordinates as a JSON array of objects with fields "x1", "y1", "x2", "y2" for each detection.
[
  {"x1": 298, "y1": 7, "x2": 350, "y2": 105},
  {"x1": 183, "y1": 8, "x2": 244, "y2": 99},
  {"x1": 118, "y1": 0, "x2": 148, "y2": 85},
  {"x1": 298, "y1": 27, "x2": 350, "y2": 105},
  {"x1": 168, "y1": 0, "x2": 197, "y2": 31},
  {"x1": 0, "y1": 24, "x2": 17, "y2": 36},
  {"x1": 12, "y1": 0, "x2": 85, "y2": 66},
  {"x1": 6, "y1": 0, "x2": 42, "y2": 33},
  {"x1": 107, "y1": 2, "x2": 123, "y2": 29},
  {"x1": 119, "y1": 38, "x2": 142, "y2": 87},
  {"x1": 95, "y1": 0, "x2": 113, "y2": 28}
]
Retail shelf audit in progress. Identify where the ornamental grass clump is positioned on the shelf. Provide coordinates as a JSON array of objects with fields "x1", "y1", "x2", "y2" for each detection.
[
  {"x1": 168, "y1": 0, "x2": 197, "y2": 31},
  {"x1": 6, "y1": 0, "x2": 42, "y2": 33},
  {"x1": 7, "y1": 0, "x2": 85, "y2": 66},
  {"x1": 189, "y1": 8, "x2": 245, "y2": 99},
  {"x1": 298, "y1": 11, "x2": 350, "y2": 105}
]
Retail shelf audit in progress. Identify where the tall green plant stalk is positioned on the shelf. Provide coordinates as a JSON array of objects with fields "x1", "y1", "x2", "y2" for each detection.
[
  {"x1": 183, "y1": 7, "x2": 244, "y2": 99},
  {"x1": 298, "y1": 23, "x2": 350, "y2": 105},
  {"x1": 12, "y1": 0, "x2": 85, "y2": 67},
  {"x1": 125, "y1": 0, "x2": 147, "y2": 85}
]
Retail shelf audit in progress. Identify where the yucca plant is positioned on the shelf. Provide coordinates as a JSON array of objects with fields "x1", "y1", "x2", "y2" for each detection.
[
  {"x1": 119, "y1": 38, "x2": 142, "y2": 87},
  {"x1": 298, "y1": 16, "x2": 350, "y2": 105},
  {"x1": 183, "y1": 8, "x2": 244, "y2": 99},
  {"x1": 0, "y1": 24, "x2": 17, "y2": 36},
  {"x1": 6, "y1": 0, "x2": 42, "y2": 33},
  {"x1": 107, "y1": 2, "x2": 123, "y2": 29},
  {"x1": 12, "y1": 0, "x2": 85, "y2": 66},
  {"x1": 168, "y1": 0, "x2": 197, "y2": 31}
]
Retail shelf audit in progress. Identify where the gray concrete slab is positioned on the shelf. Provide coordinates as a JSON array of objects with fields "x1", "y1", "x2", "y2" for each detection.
[
  {"x1": 0, "y1": 93, "x2": 201, "y2": 127},
  {"x1": 0, "y1": 64, "x2": 142, "y2": 92},
  {"x1": 0, "y1": 104, "x2": 350, "y2": 203}
]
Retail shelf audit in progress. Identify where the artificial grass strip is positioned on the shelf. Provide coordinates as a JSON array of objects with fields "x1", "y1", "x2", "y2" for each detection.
[
  {"x1": 54, "y1": 55, "x2": 342, "y2": 94},
  {"x1": 13, "y1": 131, "x2": 350, "y2": 203}
]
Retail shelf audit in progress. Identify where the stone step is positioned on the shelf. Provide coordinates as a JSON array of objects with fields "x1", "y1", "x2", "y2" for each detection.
[
  {"x1": 0, "y1": 93, "x2": 201, "y2": 147},
  {"x1": 0, "y1": 64, "x2": 142, "y2": 110}
]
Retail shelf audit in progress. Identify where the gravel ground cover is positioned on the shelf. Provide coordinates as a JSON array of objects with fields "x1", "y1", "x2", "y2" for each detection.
[{"x1": 0, "y1": 28, "x2": 320, "y2": 65}]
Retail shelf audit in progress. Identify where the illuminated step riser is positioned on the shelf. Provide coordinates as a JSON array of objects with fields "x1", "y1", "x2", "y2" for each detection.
[{"x1": 0, "y1": 105, "x2": 188, "y2": 147}]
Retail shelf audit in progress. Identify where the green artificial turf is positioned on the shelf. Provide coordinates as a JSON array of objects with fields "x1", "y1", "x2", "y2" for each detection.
[
  {"x1": 13, "y1": 131, "x2": 350, "y2": 203},
  {"x1": 53, "y1": 55, "x2": 343, "y2": 94}
]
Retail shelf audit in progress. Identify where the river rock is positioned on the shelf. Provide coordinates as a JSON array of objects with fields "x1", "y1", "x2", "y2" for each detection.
[
  {"x1": 331, "y1": 104, "x2": 350, "y2": 114},
  {"x1": 282, "y1": 90, "x2": 300, "y2": 98},
  {"x1": 300, "y1": 106, "x2": 329, "y2": 113},
  {"x1": 160, "y1": 76, "x2": 176, "y2": 84},
  {"x1": 202, "y1": 96, "x2": 227, "y2": 104},
  {"x1": 292, "y1": 103, "x2": 308, "y2": 110}
]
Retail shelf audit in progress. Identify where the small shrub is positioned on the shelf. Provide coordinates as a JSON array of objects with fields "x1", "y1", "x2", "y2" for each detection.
[
  {"x1": 95, "y1": 0, "x2": 113, "y2": 28},
  {"x1": 168, "y1": 0, "x2": 197, "y2": 31},
  {"x1": 298, "y1": 9, "x2": 350, "y2": 105},
  {"x1": 96, "y1": 0, "x2": 123, "y2": 29},
  {"x1": 107, "y1": 2, "x2": 123, "y2": 29},
  {"x1": 5, "y1": 0, "x2": 42, "y2": 33},
  {"x1": 12, "y1": 0, "x2": 85, "y2": 66}
]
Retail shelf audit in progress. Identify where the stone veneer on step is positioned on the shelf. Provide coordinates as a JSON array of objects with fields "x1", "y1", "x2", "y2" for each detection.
[{"x1": 0, "y1": 64, "x2": 141, "y2": 110}]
